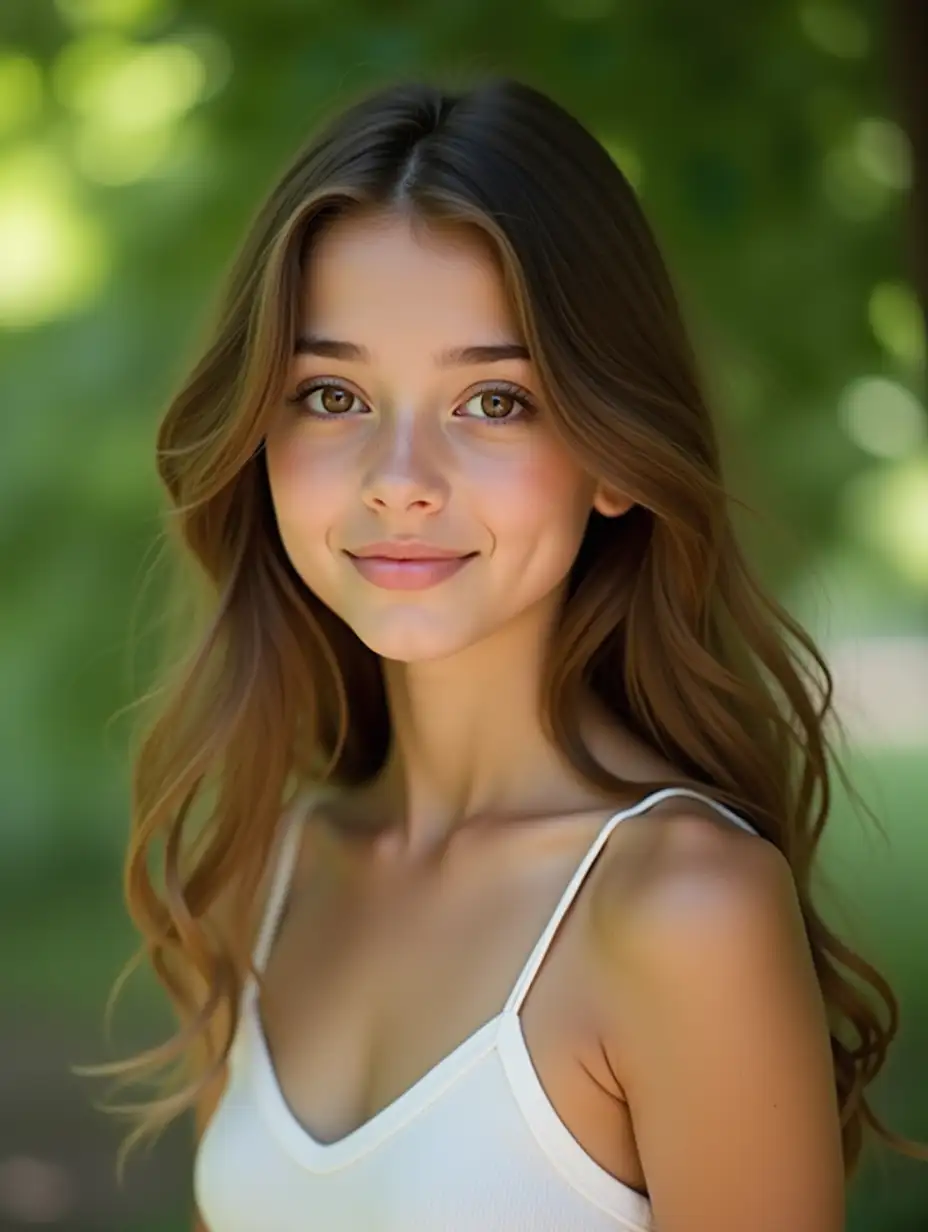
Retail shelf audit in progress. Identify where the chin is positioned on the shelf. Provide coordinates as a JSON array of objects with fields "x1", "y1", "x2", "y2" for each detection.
[{"x1": 348, "y1": 611, "x2": 481, "y2": 664}]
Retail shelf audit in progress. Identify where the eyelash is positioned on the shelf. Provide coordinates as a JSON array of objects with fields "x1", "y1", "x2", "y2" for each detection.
[{"x1": 286, "y1": 379, "x2": 538, "y2": 425}]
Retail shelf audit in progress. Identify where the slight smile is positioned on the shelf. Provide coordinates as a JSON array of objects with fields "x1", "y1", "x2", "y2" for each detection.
[{"x1": 344, "y1": 550, "x2": 479, "y2": 591}]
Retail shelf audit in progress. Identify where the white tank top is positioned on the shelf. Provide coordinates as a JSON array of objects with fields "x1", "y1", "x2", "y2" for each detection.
[{"x1": 195, "y1": 785, "x2": 761, "y2": 1231}]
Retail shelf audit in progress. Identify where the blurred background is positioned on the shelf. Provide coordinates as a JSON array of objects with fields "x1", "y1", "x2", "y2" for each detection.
[{"x1": 1, "y1": 0, "x2": 926, "y2": 1229}]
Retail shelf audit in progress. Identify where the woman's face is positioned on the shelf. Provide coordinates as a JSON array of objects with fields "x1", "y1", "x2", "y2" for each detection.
[{"x1": 264, "y1": 209, "x2": 628, "y2": 663}]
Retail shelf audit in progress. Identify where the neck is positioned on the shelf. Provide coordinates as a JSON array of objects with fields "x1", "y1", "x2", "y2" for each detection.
[{"x1": 354, "y1": 591, "x2": 651, "y2": 862}]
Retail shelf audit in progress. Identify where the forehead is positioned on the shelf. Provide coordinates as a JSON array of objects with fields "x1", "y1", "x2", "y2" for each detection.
[{"x1": 299, "y1": 210, "x2": 519, "y2": 343}]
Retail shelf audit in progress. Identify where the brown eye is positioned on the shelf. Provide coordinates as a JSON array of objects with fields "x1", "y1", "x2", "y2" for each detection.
[
  {"x1": 291, "y1": 381, "x2": 366, "y2": 417},
  {"x1": 319, "y1": 386, "x2": 355, "y2": 414},
  {"x1": 457, "y1": 385, "x2": 536, "y2": 423},
  {"x1": 480, "y1": 391, "x2": 516, "y2": 419}
]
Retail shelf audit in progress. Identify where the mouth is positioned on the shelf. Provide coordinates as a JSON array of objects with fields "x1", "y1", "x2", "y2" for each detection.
[
  {"x1": 346, "y1": 551, "x2": 478, "y2": 562},
  {"x1": 344, "y1": 551, "x2": 478, "y2": 591}
]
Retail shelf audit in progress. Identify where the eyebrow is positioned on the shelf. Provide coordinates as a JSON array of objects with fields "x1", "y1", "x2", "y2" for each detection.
[{"x1": 294, "y1": 334, "x2": 531, "y2": 366}]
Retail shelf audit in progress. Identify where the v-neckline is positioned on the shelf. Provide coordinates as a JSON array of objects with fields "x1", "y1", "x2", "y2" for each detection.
[
  {"x1": 229, "y1": 994, "x2": 658, "y2": 1232},
  {"x1": 245, "y1": 989, "x2": 506, "y2": 1170},
  {"x1": 240, "y1": 782, "x2": 758, "y2": 1173}
]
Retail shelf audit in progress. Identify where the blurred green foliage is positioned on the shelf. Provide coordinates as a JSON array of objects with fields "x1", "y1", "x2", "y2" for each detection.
[{"x1": 2, "y1": 0, "x2": 926, "y2": 862}]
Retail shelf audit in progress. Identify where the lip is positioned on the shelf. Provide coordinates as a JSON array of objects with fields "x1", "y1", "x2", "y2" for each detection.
[
  {"x1": 346, "y1": 540, "x2": 475, "y2": 560},
  {"x1": 345, "y1": 550, "x2": 477, "y2": 591}
]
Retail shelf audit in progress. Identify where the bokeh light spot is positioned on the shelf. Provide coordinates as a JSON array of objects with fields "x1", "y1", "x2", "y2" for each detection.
[
  {"x1": 838, "y1": 377, "x2": 926, "y2": 459},
  {"x1": 53, "y1": 34, "x2": 206, "y2": 130},
  {"x1": 0, "y1": 145, "x2": 108, "y2": 329},
  {"x1": 52, "y1": 34, "x2": 208, "y2": 183},
  {"x1": 822, "y1": 138, "x2": 887, "y2": 220},
  {"x1": 843, "y1": 456, "x2": 928, "y2": 585},
  {"x1": 869, "y1": 282, "x2": 926, "y2": 370},
  {"x1": 854, "y1": 118, "x2": 912, "y2": 192}
]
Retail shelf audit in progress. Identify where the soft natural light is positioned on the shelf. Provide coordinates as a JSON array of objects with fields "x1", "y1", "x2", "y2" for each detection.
[
  {"x1": 854, "y1": 118, "x2": 912, "y2": 192},
  {"x1": 51, "y1": 33, "x2": 207, "y2": 183},
  {"x1": 53, "y1": 33, "x2": 206, "y2": 129},
  {"x1": 54, "y1": 0, "x2": 170, "y2": 32},
  {"x1": 822, "y1": 116, "x2": 912, "y2": 221},
  {"x1": 0, "y1": 145, "x2": 108, "y2": 328},
  {"x1": 843, "y1": 455, "x2": 928, "y2": 586},
  {"x1": 0, "y1": 52, "x2": 44, "y2": 139},
  {"x1": 868, "y1": 281, "x2": 926, "y2": 370},
  {"x1": 839, "y1": 376, "x2": 927, "y2": 459},
  {"x1": 75, "y1": 119, "x2": 175, "y2": 184}
]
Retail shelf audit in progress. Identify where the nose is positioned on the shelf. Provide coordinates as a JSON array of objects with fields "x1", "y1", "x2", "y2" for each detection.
[{"x1": 360, "y1": 416, "x2": 448, "y2": 514}]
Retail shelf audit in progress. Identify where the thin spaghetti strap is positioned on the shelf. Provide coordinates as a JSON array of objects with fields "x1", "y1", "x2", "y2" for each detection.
[
  {"x1": 502, "y1": 786, "x2": 760, "y2": 1018},
  {"x1": 251, "y1": 784, "x2": 323, "y2": 974}
]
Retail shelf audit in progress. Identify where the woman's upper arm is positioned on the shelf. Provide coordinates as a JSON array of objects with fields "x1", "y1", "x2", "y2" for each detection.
[{"x1": 591, "y1": 816, "x2": 846, "y2": 1232}]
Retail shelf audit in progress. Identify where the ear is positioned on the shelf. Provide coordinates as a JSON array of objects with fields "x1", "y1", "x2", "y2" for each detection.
[{"x1": 592, "y1": 483, "x2": 634, "y2": 518}]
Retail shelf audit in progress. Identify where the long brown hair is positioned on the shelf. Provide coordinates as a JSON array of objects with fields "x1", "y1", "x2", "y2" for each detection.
[{"x1": 85, "y1": 75, "x2": 926, "y2": 1179}]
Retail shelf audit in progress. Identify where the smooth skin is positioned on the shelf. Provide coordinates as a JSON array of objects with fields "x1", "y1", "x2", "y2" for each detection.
[{"x1": 193, "y1": 209, "x2": 845, "y2": 1231}]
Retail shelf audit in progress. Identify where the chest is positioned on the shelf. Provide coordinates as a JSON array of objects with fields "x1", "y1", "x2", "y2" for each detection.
[{"x1": 255, "y1": 819, "x2": 647, "y2": 1192}]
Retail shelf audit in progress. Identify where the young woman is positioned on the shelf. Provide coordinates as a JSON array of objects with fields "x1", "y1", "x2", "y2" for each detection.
[{"x1": 95, "y1": 77, "x2": 924, "y2": 1230}]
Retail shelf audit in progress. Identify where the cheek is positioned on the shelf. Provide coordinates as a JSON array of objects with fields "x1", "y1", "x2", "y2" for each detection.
[
  {"x1": 487, "y1": 441, "x2": 593, "y2": 550},
  {"x1": 264, "y1": 432, "x2": 340, "y2": 563}
]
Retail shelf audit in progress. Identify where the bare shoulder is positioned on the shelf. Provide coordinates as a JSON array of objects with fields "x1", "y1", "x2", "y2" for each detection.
[
  {"x1": 585, "y1": 803, "x2": 814, "y2": 1065},
  {"x1": 589, "y1": 801, "x2": 798, "y2": 945},
  {"x1": 585, "y1": 804, "x2": 845, "y2": 1232},
  {"x1": 586, "y1": 802, "x2": 817, "y2": 1045}
]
